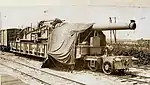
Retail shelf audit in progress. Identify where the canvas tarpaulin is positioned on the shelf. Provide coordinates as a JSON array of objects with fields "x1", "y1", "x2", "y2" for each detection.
[{"x1": 47, "y1": 23, "x2": 93, "y2": 65}]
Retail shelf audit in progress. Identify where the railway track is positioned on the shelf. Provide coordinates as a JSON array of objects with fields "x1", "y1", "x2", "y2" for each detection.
[
  {"x1": 0, "y1": 52, "x2": 150, "y2": 85},
  {"x1": 112, "y1": 69, "x2": 150, "y2": 85},
  {"x1": 0, "y1": 56, "x2": 85, "y2": 85},
  {"x1": 118, "y1": 73, "x2": 150, "y2": 84}
]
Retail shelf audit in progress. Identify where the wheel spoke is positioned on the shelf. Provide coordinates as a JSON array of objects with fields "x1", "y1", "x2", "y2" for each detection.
[{"x1": 102, "y1": 62, "x2": 113, "y2": 74}]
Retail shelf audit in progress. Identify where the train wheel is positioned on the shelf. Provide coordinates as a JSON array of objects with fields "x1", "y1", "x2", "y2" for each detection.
[
  {"x1": 87, "y1": 61, "x2": 98, "y2": 72},
  {"x1": 102, "y1": 62, "x2": 113, "y2": 74}
]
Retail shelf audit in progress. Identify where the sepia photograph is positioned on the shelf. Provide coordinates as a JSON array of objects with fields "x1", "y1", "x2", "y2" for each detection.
[{"x1": 0, "y1": 0, "x2": 149, "y2": 85}]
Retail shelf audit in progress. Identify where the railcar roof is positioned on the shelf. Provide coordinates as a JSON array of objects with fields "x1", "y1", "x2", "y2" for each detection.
[{"x1": 0, "y1": 28, "x2": 21, "y2": 30}]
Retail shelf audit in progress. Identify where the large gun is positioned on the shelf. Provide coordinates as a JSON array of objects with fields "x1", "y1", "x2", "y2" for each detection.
[{"x1": 93, "y1": 20, "x2": 136, "y2": 31}]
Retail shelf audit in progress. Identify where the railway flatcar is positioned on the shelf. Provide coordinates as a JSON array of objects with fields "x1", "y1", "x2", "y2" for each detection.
[{"x1": 6, "y1": 18, "x2": 137, "y2": 74}]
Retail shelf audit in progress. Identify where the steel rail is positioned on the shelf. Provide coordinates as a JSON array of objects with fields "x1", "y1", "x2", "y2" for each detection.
[
  {"x1": 0, "y1": 56, "x2": 85, "y2": 85},
  {"x1": 0, "y1": 63, "x2": 51, "y2": 85}
]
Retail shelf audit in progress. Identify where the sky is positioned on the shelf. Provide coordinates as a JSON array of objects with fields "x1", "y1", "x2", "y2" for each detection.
[
  {"x1": 0, "y1": 0, "x2": 150, "y2": 6},
  {"x1": 0, "y1": 0, "x2": 150, "y2": 40}
]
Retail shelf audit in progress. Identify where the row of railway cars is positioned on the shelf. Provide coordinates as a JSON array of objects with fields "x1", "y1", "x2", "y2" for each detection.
[{"x1": 0, "y1": 18, "x2": 137, "y2": 74}]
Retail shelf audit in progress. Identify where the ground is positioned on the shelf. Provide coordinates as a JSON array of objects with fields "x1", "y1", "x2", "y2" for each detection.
[{"x1": 0, "y1": 52, "x2": 149, "y2": 85}]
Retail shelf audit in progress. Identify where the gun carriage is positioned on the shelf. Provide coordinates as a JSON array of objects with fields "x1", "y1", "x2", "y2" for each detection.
[{"x1": 2, "y1": 18, "x2": 137, "y2": 74}]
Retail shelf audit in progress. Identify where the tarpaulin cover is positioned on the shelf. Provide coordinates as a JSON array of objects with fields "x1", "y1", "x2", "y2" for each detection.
[{"x1": 47, "y1": 23, "x2": 93, "y2": 65}]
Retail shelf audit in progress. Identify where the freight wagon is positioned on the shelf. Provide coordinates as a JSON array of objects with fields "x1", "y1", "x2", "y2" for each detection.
[{"x1": 0, "y1": 28, "x2": 21, "y2": 51}]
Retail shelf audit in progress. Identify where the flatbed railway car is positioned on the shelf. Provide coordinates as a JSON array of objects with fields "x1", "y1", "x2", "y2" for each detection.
[{"x1": 5, "y1": 18, "x2": 137, "y2": 74}]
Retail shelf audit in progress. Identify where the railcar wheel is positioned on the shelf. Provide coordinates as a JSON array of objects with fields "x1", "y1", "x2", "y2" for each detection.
[
  {"x1": 102, "y1": 62, "x2": 113, "y2": 74},
  {"x1": 87, "y1": 61, "x2": 98, "y2": 72}
]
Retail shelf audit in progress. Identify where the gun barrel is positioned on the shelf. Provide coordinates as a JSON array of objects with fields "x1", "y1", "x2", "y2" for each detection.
[{"x1": 93, "y1": 20, "x2": 136, "y2": 31}]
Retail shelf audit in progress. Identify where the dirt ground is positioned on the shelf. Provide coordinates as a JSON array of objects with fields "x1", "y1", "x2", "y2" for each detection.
[{"x1": 0, "y1": 52, "x2": 149, "y2": 85}]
